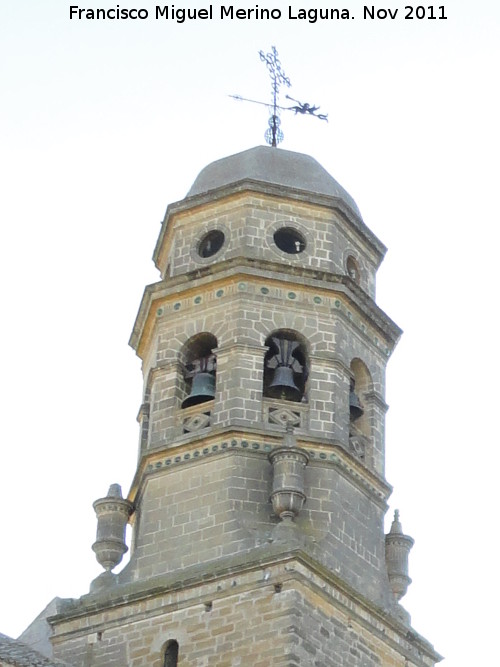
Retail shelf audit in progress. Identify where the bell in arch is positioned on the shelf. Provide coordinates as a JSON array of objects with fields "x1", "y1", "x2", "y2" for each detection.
[
  {"x1": 182, "y1": 355, "x2": 216, "y2": 409},
  {"x1": 268, "y1": 365, "x2": 302, "y2": 401},
  {"x1": 349, "y1": 378, "x2": 364, "y2": 421},
  {"x1": 266, "y1": 337, "x2": 303, "y2": 402}
]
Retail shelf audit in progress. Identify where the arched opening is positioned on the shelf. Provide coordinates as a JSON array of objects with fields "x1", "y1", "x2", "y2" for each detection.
[
  {"x1": 346, "y1": 255, "x2": 360, "y2": 284},
  {"x1": 139, "y1": 370, "x2": 153, "y2": 451},
  {"x1": 349, "y1": 358, "x2": 371, "y2": 437},
  {"x1": 163, "y1": 639, "x2": 179, "y2": 667},
  {"x1": 181, "y1": 332, "x2": 217, "y2": 409},
  {"x1": 263, "y1": 330, "x2": 308, "y2": 403}
]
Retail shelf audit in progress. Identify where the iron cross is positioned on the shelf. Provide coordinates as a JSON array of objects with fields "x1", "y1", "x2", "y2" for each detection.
[{"x1": 231, "y1": 46, "x2": 328, "y2": 147}]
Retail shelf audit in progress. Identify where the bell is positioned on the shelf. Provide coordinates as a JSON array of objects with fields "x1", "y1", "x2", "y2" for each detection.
[
  {"x1": 182, "y1": 372, "x2": 215, "y2": 408},
  {"x1": 349, "y1": 389, "x2": 364, "y2": 421},
  {"x1": 267, "y1": 366, "x2": 302, "y2": 402}
]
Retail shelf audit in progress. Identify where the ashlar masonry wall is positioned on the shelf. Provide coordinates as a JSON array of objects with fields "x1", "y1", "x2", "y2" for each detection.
[
  {"x1": 51, "y1": 567, "x2": 432, "y2": 667},
  {"x1": 158, "y1": 193, "x2": 380, "y2": 300},
  {"x1": 120, "y1": 449, "x2": 392, "y2": 611}
]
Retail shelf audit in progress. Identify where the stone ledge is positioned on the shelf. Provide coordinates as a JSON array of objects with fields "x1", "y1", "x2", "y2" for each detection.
[
  {"x1": 129, "y1": 257, "x2": 402, "y2": 356},
  {"x1": 130, "y1": 429, "x2": 392, "y2": 509},
  {"x1": 153, "y1": 178, "x2": 386, "y2": 271},
  {"x1": 48, "y1": 548, "x2": 441, "y2": 666}
]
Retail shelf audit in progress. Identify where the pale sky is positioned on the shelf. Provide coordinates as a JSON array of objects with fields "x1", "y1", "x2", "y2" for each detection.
[{"x1": 1, "y1": 2, "x2": 499, "y2": 664}]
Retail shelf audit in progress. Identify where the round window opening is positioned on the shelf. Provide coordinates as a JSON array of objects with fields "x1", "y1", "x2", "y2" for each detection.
[
  {"x1": 274, "y1": 227, "x2": 306, "y2": 254},
  {"x1": 198, "y1": 230, "x2": 225, "y2": 258}
]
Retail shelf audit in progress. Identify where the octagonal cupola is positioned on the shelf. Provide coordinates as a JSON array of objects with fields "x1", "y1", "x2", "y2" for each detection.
[{"x1": 152, "y1": 146, "x2": 386, "y2": 299}]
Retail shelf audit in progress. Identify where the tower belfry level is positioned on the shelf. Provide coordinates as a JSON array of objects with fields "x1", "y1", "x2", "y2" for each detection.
[{"x1": 20, "y1": 146, "x2": 441, "y2": 666}]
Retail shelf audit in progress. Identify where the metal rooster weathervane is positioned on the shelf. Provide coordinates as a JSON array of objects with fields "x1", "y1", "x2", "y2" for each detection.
[{"x1": 230, "y1": 46, "x2": 328, "y2": 148}]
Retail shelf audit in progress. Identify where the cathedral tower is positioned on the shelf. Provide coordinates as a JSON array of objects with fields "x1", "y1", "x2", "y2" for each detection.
[{"x1": 45, "y1": 146, "x2": 441, "y2": 666}]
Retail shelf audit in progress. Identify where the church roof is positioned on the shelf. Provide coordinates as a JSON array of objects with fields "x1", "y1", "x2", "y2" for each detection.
[
  {"x1": 0, "y1": 634, "x2": 66, "y2": 667},
  {"x1": 186, "y1": 145, "x2": 362, "y2": 219}
]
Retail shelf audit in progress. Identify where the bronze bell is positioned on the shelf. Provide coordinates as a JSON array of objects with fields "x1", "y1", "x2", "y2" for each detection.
[
  {"x1": 267, "y1": 366, "x2": 302, "y2": 402},
  {"x1": 182, "y1": 371, "x2": 216, "y2": 408},
  {"x1": 349, "y1": 381, "x2": 364, "y2": 421}
]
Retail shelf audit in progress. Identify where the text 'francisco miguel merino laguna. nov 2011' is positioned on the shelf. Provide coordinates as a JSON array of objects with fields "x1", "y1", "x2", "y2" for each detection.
[{"x1": 69, "y1": 5, "x2": 449, "y2": 23}]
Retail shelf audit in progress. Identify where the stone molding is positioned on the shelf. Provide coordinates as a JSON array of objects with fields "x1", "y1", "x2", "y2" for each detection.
[
  {"x1": 48, "y1": 549, "x2": 441, "y2": 666},
  {"x1": 136, "y1": 401, "x2": 150, "y2": 422},
  {"x1": 129, "y1": 431, "x2": 391, "y2": 510},
  {"x1": 364, "y1": 390, "x2": 389, "y2": 413},
  {"x1": 153, "y1": 180, "x2": 387, "y2": 271},
  {"x1": 263, "y1": 397, "x2": 309, "y2": 431},
  {"x1": 130, "y1": 259, "x2": 401, "y2": 357}
]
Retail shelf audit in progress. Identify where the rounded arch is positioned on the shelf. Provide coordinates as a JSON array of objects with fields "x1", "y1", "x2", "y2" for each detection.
[
  {"x1": 349, "y1": 358, "x2": 372, "y2": 436},
  {"x1": 350, "y1": 358, "x2": 372, "y2": 393},
  {"x1": 180, "y1": 332, "x2": 218, "y2": 409},
  {"x1": 346, "y1": 254, "x2": 361, "y2": 284},
  {"x1": 263, "y1": 329, "x2": 309, "y2": 403},
  {"x1": 162, "y1": 639, "x2": 179, "y2": 667},
  {"x1": 179, "y1": 331, "x2": 218, "y2": 366}
]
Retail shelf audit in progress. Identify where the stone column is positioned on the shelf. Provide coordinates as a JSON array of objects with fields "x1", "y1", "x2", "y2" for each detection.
[
  {"x1": 308, "y1": 354, "x2": 350, "y2": 444},
  {"x1": 148, "y1": 361, "x2": 183, "y2": 447},
  {"x1": 137, "y1": 401, "x2": 150, "y2": 454},
  {"x1": 211, "y1": 341, "x2": 266, "y2": 428},
  {"x1": 364, "y1": 390, "x2": 389, "y2": 476}
]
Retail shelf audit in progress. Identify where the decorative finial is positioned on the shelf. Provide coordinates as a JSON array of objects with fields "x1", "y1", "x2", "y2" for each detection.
[
  {"x1": 90, "y1": 483, "x2": 133, "y2": 592},
  {"x1": 385, "y1": 509, "x2": 414, "y2": 605},
  {"x1": 390, "y1": 509, "x2": 403, "y2": 534},
  {"x1": 107, "y1": 483, "x2": 123, "y2": 498},
  {"x1": 230, "y1": 46, "x2": 328, "y2": 148},
  {"x1": 269, "y1": 440, "x2": 309, "y2": 522}
]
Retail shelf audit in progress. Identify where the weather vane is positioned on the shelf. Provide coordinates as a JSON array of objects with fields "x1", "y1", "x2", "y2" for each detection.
[{"x1": 230, "y1": 46, "x2": 328, "y2": 148}]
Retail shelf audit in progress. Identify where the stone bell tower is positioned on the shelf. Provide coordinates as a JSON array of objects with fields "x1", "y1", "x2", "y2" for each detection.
[{"x1": 46, "y1": 146, "x2": 441, "y2": 666}]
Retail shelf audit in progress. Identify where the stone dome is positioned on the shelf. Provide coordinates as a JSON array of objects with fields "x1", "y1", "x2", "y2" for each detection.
[{"x1": 187, "y1": 146, "x2": 361, "y2": 219}]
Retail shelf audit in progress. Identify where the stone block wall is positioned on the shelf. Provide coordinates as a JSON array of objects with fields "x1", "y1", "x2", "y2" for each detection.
[
  {"x1": 121, "y1": 449, "x2": 391, "y2": 610},
  {"x1": 51, "y1": 565, "x2": 433, "y2": 667},
  {"x1": 53, "y1": 586, "x2": 298, "y2": 667},
  {"x1": 159, "y1": 193, "x2": 380, "y2": 299}
]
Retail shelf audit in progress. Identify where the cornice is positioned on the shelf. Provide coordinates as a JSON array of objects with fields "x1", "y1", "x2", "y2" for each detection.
[
  {"x1": 364, "y1": 390, "x2": 390, "y2": 412},
  {"x1": 128, "y1": 428, "x2": 392, "y2": 511},
  {"x1": 129, "y1": 258, "x2": 402, "y2": 356},
  {"x1": 48, "y1": 548, "x2": 441, "y2": 665},
  {"x1": 153, "y1": 180, "x2": 387, "y2": 270}
]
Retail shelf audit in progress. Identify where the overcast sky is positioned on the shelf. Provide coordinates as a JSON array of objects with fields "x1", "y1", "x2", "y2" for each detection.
[{"x1": 1, "y1": 2, "x2": 499, "y2": 664}]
